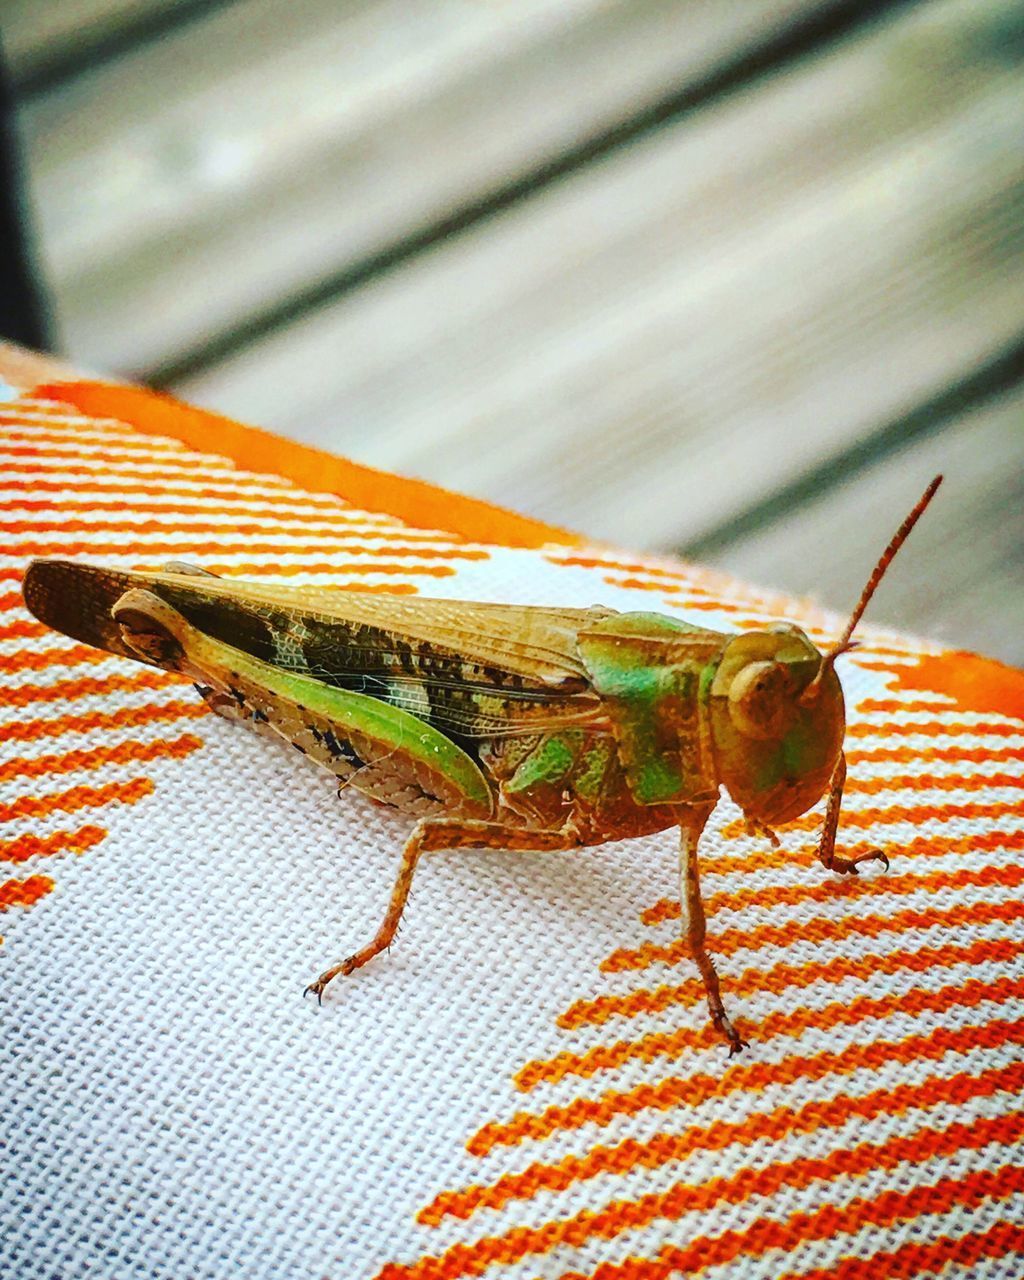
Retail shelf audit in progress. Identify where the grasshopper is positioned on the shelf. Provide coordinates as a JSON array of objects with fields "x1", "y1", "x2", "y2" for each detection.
[{"x1": 21, "y1": 478, "x2": 941, "y2": 1053}]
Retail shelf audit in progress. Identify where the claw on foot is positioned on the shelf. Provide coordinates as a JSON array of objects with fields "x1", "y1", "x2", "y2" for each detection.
[
  {"x1": 714, "y1": 1013, "x2": 749, "y2": 1056},
  {"x1": 828, "y1": 846, "x2": 890, "y2": 877},
  {"x1": 725, "y1": 1029, "x2": 750, "y2": 1056},
  {"x1": 303, "y1": 955, "x2": 364, "y2": 1005}
]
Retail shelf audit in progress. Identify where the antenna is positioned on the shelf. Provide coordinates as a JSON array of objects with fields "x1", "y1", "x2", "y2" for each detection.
[{"x1": 802, "y1": 475, "x2": 943, "y2": 702}]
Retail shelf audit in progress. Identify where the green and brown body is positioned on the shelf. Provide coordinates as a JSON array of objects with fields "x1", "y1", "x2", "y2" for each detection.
[
  {"x1": 21, "y1": 558, "x2": 868, "y2": 1054},
  {"x1": 25, "y1": 483, "x2": 942, "y2": 1052},
  {"x1": 23, "y1": 561, "x2": 844, "y2": 835}
]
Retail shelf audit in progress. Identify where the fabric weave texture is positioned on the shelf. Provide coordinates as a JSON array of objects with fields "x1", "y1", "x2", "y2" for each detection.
[{"x1": 1, "y1": 353, "x2": 1022, "y2": 1280}]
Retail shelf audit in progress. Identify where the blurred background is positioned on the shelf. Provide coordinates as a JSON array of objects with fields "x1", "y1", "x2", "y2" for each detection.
[{"x1": 2, "y1": 0, "x2": 1023, "y2": 663}]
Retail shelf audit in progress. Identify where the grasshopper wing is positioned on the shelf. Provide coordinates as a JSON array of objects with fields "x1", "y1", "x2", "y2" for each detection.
[{"x1": 24, "y1": 561, "x2": 613, "y2": 740}]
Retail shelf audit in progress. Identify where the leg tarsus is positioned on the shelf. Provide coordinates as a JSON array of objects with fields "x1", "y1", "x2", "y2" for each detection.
[
  {"x1": 698, "y1": 951, "x2": 749, "y2": 1054},
  {"x1": 823, "y1": 846, "x2": 889, "y2": 877},
  {"x1": 694, "y1": 950, "x2": 749, "y2": 1057},
  {"x1": 720, "y1": 1014, "x2": 749, "y2": 1058},
  {"x1": 304, "y1": 954, "x2": 364, "y2": 1004}
]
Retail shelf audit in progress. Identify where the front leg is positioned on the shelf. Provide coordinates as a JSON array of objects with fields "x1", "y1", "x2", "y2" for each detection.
[
  {"x1": 816, "y1": 751, "x2": 889, "y2": 876},
  {"x1": 679, "y1": 809, "x2": 748, "y2": 1056},
  {"x1": 304, "y1": 818, "x2": 577, "y2": 1002}
]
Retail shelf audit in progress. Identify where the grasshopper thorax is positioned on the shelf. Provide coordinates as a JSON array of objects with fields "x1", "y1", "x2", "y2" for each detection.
[{"x1": 708, "y1": 626, "x2": 844, "y2": 826}]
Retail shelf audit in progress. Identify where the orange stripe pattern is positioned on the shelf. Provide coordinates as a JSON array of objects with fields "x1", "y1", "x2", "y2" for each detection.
[
  {"x1": 553, "y1": 1164, "x2": 1024, "y2": 1280},
  {"x1": 0, "y1": 734, "x2": 204, "y2": 783},
  {"x1": 0, "y1": 378, "x2": 510, "y2": 954},
  {"x1": 469, "y1": 992, "x2": 1024, "y2": 1157},
  {"x1": 421, "y1": 1058, "x2": 1024, "y2": 1225},
  {"x1": 36, "y1": 381, "x2": 581, "y2": 549},
  {"x1": 379, "y1": 639, "x2": 1024, "y2": 1277},
  {"x1": 776, "y1": 1221, "x2": 1024, "y2": 1280},
  {"x1": 0, "y1": 777, "x2": 155, "y2": 824},
  {"x1": 0, "y1": 825, "x2": 107, "y2": 864},
  {"x1": 525, "y1": 934, "x2": 1024, "y2": 1086},
  {"x1": 379, "y1": 1122, "x2": 1024, "y2": 1280},
  {"x1": 0, "y1": 669, "x2": 180, "y2": 710},
  {"x1": 3, "y1": 700, "x2": 209, "y2": 745},
  {"x1": 0, "y1": 874, "x2": 54, "y2": 911},
  {"x1": 2, "y1": 374, "x2": 1021, "y2": 1280}
]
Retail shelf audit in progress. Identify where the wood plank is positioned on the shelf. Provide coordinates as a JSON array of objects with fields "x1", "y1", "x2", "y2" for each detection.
[
  {"x1": 702, "y1": 388, "x2": 1024, "y2": 666},
  {"x1": 18, "y1": 0, "x2": 852, "y2": 374},
  {"x1": 178, "y1": 0, "x2": 1024, "y2": 551},
  {"x1": 4, "y1": 1, "x2": 196, "y2": 83}
]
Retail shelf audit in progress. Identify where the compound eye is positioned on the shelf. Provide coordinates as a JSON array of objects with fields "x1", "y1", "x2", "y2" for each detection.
[{"x1": 728, "y1": 660, "x2": 792, "y2": 739}]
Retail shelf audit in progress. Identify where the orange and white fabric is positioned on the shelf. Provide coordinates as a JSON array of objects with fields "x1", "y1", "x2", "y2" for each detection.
[{"x1": 1, "y1": 346, "x2": 1022, "y2": 1280}]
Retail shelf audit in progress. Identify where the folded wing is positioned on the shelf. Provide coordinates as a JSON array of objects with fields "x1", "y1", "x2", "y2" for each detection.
[{"x1": 23, "y1": 561, "x2": 614, "y2": 740}]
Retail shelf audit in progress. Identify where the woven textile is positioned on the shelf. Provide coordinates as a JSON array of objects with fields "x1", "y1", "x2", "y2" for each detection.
[{"x1": 2, "y1": 349, "x2": 1022, "y2": 1280}]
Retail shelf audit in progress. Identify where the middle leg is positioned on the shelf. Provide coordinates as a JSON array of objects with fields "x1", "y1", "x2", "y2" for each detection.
[{"x1": 679, "y1": 809, "x2": 748, "y2": 1056}]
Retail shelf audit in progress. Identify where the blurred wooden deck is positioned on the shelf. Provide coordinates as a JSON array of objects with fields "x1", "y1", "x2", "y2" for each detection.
[{"x1": 7, "y1": 0, "x2": 1023, "y2": 664}]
